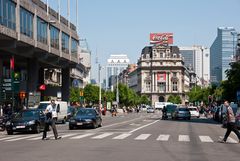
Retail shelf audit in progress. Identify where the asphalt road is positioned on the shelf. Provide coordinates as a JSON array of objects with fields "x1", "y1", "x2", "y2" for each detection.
[{"x1": 0, "y1": 111, "x2": 239, "y2": 161}]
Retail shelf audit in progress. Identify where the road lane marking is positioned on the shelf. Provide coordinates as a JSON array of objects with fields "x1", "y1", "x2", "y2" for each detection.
[
  {"x1": 100, "y1": 117, "x2": 144, "y2": 129},
  {"x1": 178, "y1": 135, "x2": 190, "y2": 142},
  {"x1": 219, "y1": 136, "x2": 238, "y2": 143},
  {"x1": 27, "y1": 134, "x2": 54, "y2": 140},
  {"x1": 0, "y1": 135, "x2": 25, "y2": 141},
  {"x1": 113, "y1": 133, "x2": 132, "y2": 140},
  {"x1": 129, "y1": 120, "x2": 159, "y2": 133},
  {"x1": 70, "y1": 133, "x2": 95, "y2": 139},
  {"x1": 5, "y1": 135, "x2": 40, "y2": 142},
  {"x1": 199, "y1": 136, "x2": 213, "y2": 143},
  {"x1": 157, "y1": 134, "x2": 170, "y2": 141},
  {"x1": 92, "y1": 133, "x2": 114, "y2": 139},
  {"x1": 61, "y1": 133, "x2": 78, "y2": 138},
  {"x1": 134, "y1": 134, "x2": 151, "y2": 140}
]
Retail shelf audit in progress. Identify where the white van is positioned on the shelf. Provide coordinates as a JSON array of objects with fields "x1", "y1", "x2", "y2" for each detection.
[
  {"x1": 155, "y1": 102, "x2": 173, "y2": 110},
  {"x1": 38, "y1": 101, "x2": 68, "y2": 124}
]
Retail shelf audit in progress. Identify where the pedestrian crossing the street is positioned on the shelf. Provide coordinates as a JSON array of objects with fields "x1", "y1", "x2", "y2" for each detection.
[{"x1": 0, "y1": 132, "x2": 239, "y2": 144}]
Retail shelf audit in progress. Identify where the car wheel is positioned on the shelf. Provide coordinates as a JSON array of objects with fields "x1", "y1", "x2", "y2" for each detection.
[
  {"x1": 36, "y1": 124, "x2": 41, "y2": 134},
  {"x1": 92, "y1": 122, "x2": 97, "y2": 129},
  {"x1": 69, "y1": 125, "x2": 74, "y2": 130},
  {"x1": 62, "y1": 117, "x2": 66, "y2": 124},
  {"x1": 7, "y1": 130, "x2": 13, "y2": 135}
]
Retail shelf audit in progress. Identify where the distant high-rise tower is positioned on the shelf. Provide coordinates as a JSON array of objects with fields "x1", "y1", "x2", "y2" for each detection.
[
  {"x1": 106, "y1": 54, "x2": 130, "y2": 90},
  {"x1": 210, "y1": 27, "x2": 237, "y2": 83},
  {"x1": 179, "y1": 46, "x2": 210, "y2": 86}
]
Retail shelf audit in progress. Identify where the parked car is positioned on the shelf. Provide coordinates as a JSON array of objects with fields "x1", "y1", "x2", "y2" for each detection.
[
  {"x1": 172, "y1": 106, "x2": 191, "y2": 120},
  {"x1": 38, "y1": 101, "x2": 68, "y2": 123},
  {"x1": 147, "y1": 107, "x2": 155, "y2": 113},
  {"x1": 165, "y1": 104, "x2": 177, "y2": 119},
  {"x1": 69, "y1": 108, "x2": 102, "y2": 129},
  {"x1": 5, "y1": 109, "x2": 46, "y2": 135},
  {"x1": 188, "y1": 106, "x2": 200, "y2": 118},
  {"x1": 236, "y1": 113, "x2": 240, "y2": 129}
]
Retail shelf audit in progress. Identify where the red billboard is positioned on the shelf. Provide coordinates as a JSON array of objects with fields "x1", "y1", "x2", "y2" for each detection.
[
  {"x1": 157, "y1": 73, "x2": 166, "y2": 82},
  {"x1": 150, "y1": 33, "x2": 173, "y2": 45}
]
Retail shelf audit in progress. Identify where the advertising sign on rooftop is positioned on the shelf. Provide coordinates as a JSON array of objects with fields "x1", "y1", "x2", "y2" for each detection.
[{"x1": 150, "y1": 33, "x2": 173, "y2": 45}]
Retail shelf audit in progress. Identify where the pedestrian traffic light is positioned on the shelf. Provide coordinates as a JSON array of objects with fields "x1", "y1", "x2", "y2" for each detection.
[{"x1": 19, "y1": 91, "x2": 26, "y2": 100}]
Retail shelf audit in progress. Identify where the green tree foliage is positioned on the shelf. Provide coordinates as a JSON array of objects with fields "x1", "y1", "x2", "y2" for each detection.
[
  {"x1": 69, "y1": 87, "x2": 81, "y2": 103},
  {"x1": 140, "y1": 95, "x2": 150, "y2": 105},
  {"x1": 84, "y1": 84, "x2": 100, "y2": 105},
  {"x1": 167, "y1": 95, "x2": 181, "y2": 104}
]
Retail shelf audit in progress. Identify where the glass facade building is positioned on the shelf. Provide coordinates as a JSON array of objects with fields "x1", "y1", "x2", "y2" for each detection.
[
  {"x1": 20, "y1": 7, "x2": 33, "y2": 38},
  {"x1": 210, "y1": 27, "x2": 237, "y2": 83},
  {"x1": 37, "y1": 17, "x2": 47, "y2": 44},
  {"x1": 62, "y1": 32, "x2": 69, "y2": 54},
  {"x1": 50, "y1": 25, "x2": 59, "y2": 49},
  {"x1": 0, "y1": 0, "x2": 16, "y2": 30},
  {"x1": 71, "y1": 38, "x2": 78, "y2": 58}
]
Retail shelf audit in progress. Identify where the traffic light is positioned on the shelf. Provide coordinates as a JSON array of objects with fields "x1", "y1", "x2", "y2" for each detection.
[{"x1": 80, "y1": 91, "x2": 84, "y2": 97}]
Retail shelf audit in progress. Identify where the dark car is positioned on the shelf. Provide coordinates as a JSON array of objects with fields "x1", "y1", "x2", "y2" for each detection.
[
  {"x1": 69, "y1": 108, "x2": 102, "y2": 129},
  {"x1": 165, "y1": 104, "x2": 177, "y2": 119},
  {"x1": 67, "y1": 106, "x2": 78, "y2": 121},
  {"x1": 172, "y1": 106, "x2": 191, "y2": 120},
  {"x1": 5, "y1": 109, "x2": 46, "y2": 135}
]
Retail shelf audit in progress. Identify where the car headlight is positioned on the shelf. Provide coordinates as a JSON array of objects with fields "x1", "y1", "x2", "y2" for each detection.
[
  {"x1": 28, "y1": 120, "x2": 35, "y2": 125},
  {"x1": 6, "y1": 121, "x2": 11, "y2": 125},
  {"x1": 84, "y1": 119, "x2": 92, "y2": 122}
]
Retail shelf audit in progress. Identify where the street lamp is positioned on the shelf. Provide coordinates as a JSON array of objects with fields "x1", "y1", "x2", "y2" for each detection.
[
  {"x1": 98, "y1": 64, "x2": 102, "y2": 114},
  {"x1": 116, "y1": 67, "x2": 119, "y2": 109}
]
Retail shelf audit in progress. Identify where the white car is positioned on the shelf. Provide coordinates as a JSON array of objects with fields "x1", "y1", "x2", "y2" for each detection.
[
  {"x1": 188, "y1": 106, "x2": 200, "y2": 118},
  {"x1": 147, "y1": 107, "x2": 155, "y2": 113}
]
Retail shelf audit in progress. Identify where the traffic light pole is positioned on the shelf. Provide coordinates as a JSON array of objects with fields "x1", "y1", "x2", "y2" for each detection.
[{"x1": 10, "y1": 55, "x2": 15, "y2": 112}]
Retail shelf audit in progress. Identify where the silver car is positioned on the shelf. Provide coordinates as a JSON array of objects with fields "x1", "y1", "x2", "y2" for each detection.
[
  {"x1": 147, "y1": 107, "x2": 155, "y2": 113},
  {"x1": 172, "y1": 106, "x2": 191, "y2": 120}
]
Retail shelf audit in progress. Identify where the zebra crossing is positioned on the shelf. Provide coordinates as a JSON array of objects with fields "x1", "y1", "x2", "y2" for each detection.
[{"x1": 0, "y1": 132, "x2": 239, "y2": 144}]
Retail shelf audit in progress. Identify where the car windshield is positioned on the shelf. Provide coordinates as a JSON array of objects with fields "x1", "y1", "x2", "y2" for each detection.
[
  {"x1": 68, "y1": 106, "x2": 76, "y2": 113},
  {"x1": 15, "y1": 110, "x2": 38, "y2": 119},
  {"x1": 179, "y1": 108, "x2": 189, "y2": 111},
  {"x1": 38, "y1": 103, "x2": 49, "y2": 110},
  {"x1": 166, "y1": 105, "x2": 177, "y2": 111},
  {"x1": 76, "y1": 109, "x2": 96, "y2": 116}
]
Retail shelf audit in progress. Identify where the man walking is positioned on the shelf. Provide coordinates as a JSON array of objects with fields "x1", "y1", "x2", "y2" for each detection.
[
  {"x1": 42, "y1": 99, "x2": 61, "y2": 140},
  {"x1": 219, "y1": 101, "x2": 240, "y2": 143}
]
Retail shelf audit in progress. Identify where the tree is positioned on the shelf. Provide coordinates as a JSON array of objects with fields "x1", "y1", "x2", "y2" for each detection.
[
  {"x1": 69, "y1": 87, "x2": 80, "y2": 103},
  {"x1": 140, "y1": 95, "x2": 150, "y2": 105},
  {"x1": 84, "y1": 84, "x2": 100, "y2": 105},
  {"x1": 167, "y1": 95, "x2": 181, "y2": 104}
]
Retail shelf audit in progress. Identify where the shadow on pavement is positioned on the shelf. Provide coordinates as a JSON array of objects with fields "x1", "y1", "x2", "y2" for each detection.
[{"x1": 161, "y1": 117, "x2": 221, "y2": 125}]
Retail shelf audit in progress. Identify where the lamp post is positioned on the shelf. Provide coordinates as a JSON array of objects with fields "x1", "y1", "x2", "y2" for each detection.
[
  {"x1": 116, "y1": 67, "x2": 119, "y2": 109},
  {"x1": 98, "y1": 64, "x2": 102, "y2": 114}
]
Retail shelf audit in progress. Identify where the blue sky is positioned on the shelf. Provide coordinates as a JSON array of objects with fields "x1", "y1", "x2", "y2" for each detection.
[{"x1": 46, "y1": 0, "x2": 240, "y2": 80}]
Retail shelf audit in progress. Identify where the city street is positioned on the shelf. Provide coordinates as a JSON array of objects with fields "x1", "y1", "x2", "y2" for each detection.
[{"x1": 0, "y1": 111, "x2": 239, "y2": 161}]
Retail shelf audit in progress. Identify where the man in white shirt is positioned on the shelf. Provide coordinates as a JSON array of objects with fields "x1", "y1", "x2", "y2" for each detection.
[{"x1": 42, "y1": 99, "x2": 61, "y2": 140}]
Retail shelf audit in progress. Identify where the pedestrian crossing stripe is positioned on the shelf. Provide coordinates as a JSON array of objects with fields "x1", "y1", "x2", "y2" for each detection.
[
  {"x1": 219, "y1": 136, "x2": 238, "y2": 143},
  {"x1": 0, "y1": 133, "x2": 239, "y2": 143},
  {"x1": 156, "y1": 134, "x2": 170, "y2": 141},
  {"x1": 134, "y1": 134, "x2": 151, "y2": 140}
]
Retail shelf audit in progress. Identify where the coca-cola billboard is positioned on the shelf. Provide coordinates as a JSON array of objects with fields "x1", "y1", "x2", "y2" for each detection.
[{"x1": 150, "y1": 33, "x2": 173, "y2": 45}]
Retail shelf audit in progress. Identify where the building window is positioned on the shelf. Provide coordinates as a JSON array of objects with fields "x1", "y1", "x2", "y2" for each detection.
[
  {"x1": 0, "y1": 0, "x2": 16, "y2": 30},
  {"x1": 71, "y1": 38, "x2": 78, "y2": 58},
  {"x1": 159, "y1": 82, "x2": 165, "y2": 92},
  {"x1": 37, "y1": 17, "x2": 47, "y2": 44},
  {"x1": 173, "y1": 72, "x2": 177, "y2": 77},
  {"x1": 146, "y1": 82, "x2": 151, "y2": 91},
  {"x1": 20, "y1": 7, "x2": 33, "y2": 38},
  {"x1": 50, "y1": 25, "x2": 59, "y2": 49},
  {"x1": 172, "y1": 82, "x2": 178, "y2": 91},
  {"x1": 160, "y1": 53, "x2": 164, "y2": 58},
  {"x1": 62, "y1": 32, "x2": 69, "y2": 54}
]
